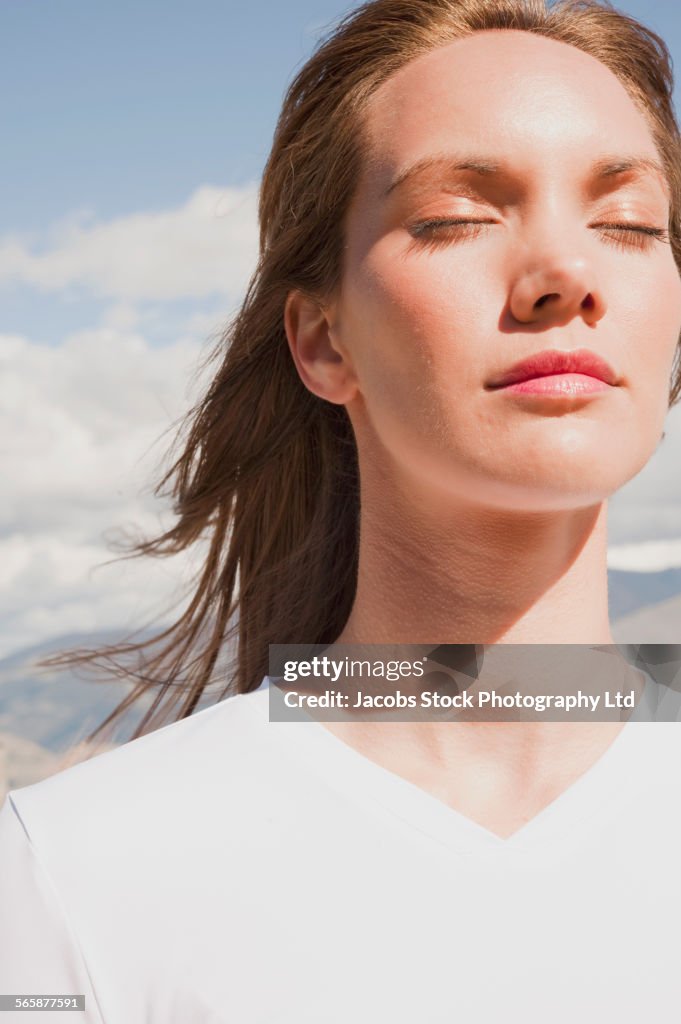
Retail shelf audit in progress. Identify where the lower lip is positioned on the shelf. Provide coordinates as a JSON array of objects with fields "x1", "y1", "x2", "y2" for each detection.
[{"x1": 495, "y1": 373, "x2": 612, "y2": 396}]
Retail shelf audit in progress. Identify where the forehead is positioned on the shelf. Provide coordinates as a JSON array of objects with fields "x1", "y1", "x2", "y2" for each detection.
[{"x1": 360, "y1": 29, "x2": 660, "y2": 187}]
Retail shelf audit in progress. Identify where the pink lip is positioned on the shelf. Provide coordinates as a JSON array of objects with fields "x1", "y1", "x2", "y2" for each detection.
[
  {"x1": 500, "y1": 373, "x2": 611, "y2": 396},
  {"x1": 487, "y1": 348, "x2": 620, "y2": 389}
]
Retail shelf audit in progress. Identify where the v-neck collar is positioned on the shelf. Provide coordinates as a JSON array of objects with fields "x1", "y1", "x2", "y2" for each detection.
[{"x1": 242, "y1": 672, "x2": 662, "y2": 857}]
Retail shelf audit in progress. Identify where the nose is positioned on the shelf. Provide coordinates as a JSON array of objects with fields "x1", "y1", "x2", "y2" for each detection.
[{"x1": 508, "y1": 256, "x2": 607, "y2": 327}]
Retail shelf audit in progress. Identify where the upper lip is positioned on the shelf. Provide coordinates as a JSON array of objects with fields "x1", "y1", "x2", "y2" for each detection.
[{"x1": 487, "y1": 348, "x2": 620, "y2": 389}]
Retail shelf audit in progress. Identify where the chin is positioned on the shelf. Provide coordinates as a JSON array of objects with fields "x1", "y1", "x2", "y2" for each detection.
[{"x1": 429, "y1": 457, "x2": 639, "y2": 513}]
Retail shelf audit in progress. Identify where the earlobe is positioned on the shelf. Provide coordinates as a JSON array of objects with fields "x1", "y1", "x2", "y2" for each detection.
[{"x1": 284, "y1": 290, "x2": 358, "y2": 404}]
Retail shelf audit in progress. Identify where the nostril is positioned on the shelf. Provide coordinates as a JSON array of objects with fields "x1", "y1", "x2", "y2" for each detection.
[
  {"x1": 534, "y1": 293, "x2": 559, "y2": 308},
  {"x1": 581, "y1": 293, "x2": 595, "y2": 310}
]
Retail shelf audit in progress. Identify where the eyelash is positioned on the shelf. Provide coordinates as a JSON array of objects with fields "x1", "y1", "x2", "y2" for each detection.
[{"x1": 409, "y1": 218, "x2": 670, "y2": 253}]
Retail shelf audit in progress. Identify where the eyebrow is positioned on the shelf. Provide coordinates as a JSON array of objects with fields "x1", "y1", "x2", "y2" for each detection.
[{"x1": 383, "y1": 152, "x2": 669, "y2": 199}]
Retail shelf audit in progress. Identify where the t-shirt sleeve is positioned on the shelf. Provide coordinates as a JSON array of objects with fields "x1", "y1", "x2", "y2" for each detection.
[{"x1": 0, "y1": 795, "x2": 105, "y2": 1023}]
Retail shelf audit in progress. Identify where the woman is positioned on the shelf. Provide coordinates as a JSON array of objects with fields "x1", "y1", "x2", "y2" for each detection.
[{"x1": 1, "y1": 0, "x2": 680, "y2": 1020}]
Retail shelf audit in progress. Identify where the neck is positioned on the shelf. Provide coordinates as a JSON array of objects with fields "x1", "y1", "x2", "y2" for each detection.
[{"x1": 337, "y1": 460, "x2": 615, "y2": 646}]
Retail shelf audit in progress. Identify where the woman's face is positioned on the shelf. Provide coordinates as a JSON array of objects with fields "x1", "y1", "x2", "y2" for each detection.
[{"x1": 327, "y1": 29, "x2": 681, "y2": 511}]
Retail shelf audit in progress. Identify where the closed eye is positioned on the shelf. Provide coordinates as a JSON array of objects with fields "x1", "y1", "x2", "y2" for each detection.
[
  {"x1": 407, "y1": 218, "x2": 495, "y2": 252},
  {"x1": 594, "y1": 222, "x2": 670, "y2": 252},
  {"x1": 408, "y1": 218, "x2": 670, "y2": 253}
]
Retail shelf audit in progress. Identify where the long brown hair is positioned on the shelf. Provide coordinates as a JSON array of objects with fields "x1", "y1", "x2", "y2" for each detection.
[{"x1": 40, "y1": 0, "x2": 681, "y2": 747}]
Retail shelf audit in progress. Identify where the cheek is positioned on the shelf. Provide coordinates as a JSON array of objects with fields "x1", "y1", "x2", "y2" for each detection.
[
  {"x1": 343, "y1": 245, "x2": 491, "y2": 403},
  {"x1": 618, "y1": 259, "x2": 681, "y2": 400}
]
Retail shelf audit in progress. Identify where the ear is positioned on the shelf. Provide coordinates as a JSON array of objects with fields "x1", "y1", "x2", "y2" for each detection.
[{"x1": 284, "y1": 290, "x2": 358, "y2": 404}]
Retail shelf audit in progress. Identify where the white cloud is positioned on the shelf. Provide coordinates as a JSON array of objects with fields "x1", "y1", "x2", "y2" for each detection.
[
  {"x1": 0, "y1": 184, "x2": 259, "y2": 302},
  {"x1": 99, "y1": 303, "x2": 141, "y2": 332},
  {"x1": 0, "y1": 328, "x2": 206, "y2": 528},
  {"x1": 0, "y1": 328, "x2": 214, "y2": 658},
  {"x1": 607, "y1": 539, "x2": 681, "y2": 571},
  {"x1": 0, "y1": 530, "x2": 207, "y2": 662}
]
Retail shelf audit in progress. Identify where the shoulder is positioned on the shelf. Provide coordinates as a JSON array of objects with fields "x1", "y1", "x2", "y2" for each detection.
[
  {"x1": 4, "y1": 680, "x2": 284, "y2": 868},
  {"x1": 0, "y1": 679, "x2": 320, "y2": 1019}
]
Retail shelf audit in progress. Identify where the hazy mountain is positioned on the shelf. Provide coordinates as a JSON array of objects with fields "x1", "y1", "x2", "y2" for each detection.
[
  {"x1": 611, "y1": 591, "x2": 681, "y2": 644},
  {"x1": 0, "y1": 628, "x2": 233, "y2": 796},
  {"x1": 608, "y1": 567, "x2": 681, "y2": 620},
  {"x1": 0, "y1": 630, "x2": 153, "y2": 754},
  {"x1": 0, "y1": 730, "x2": 121, "y2": 811},
  {"x1": 0, "y1": 732, "x2": 58, "y2": 805}
]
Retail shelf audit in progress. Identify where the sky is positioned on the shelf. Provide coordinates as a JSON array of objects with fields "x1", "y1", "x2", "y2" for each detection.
[{"x1": 2, "y1": 0, "x2": 681, "y2": 660}]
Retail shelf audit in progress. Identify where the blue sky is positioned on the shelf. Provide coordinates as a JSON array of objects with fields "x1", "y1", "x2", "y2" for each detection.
[
  {"x1": 2, "y1": 0, "x2": 350, "y2": 229},
  {"x1": 2, "y1": 0, "x2": 678, "y2": 228},
  {"x1": 3, "y1": 0, "x2": 681, "y2": 659},
  {"x1": 2, "y1": 0, "x2": 353, "y2": 344}
]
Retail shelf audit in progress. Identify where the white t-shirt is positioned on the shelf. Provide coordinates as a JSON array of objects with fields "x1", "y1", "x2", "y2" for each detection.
[{"x1": 1, "y1": 674, "x2": 680, "y2": 1023}]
